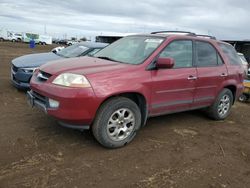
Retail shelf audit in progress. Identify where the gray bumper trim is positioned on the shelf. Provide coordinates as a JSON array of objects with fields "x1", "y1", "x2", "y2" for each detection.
[
  {"x1": 58, "y1": 121, "x2": 90, "y2": 130},
  {"x1": 27, "y1": 90, "x2": 47, "y2": 113}
]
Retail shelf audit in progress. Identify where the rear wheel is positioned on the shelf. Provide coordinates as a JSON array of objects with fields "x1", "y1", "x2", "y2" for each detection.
[
  {"x1": 92, "y1": 97, "x2": 141, "y2": 148},
  {"x1": 207, "y1": 89, "x2": 233, "y2": 120}
]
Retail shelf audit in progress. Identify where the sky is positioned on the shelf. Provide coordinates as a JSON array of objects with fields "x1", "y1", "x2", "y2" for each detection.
[{"x1": 0, "y1": 0, "x2": 249, "y2": 40}]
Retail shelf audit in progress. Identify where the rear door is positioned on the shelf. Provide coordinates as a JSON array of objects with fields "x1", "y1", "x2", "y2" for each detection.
[
  {"x1": 193, "y1": 40, "x2": 228, "y2": 108},
  {"x1": 150, "y1": 40, "x2": 197, "y2": 116}
]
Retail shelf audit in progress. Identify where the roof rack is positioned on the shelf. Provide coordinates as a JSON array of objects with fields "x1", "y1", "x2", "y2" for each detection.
[
  {"x1": 196, "y1": 34, "x2": 216, "y2": 40},
  {"x1": 151, "y1": 31, "x2": 217, "y2": 40},
  {"x1": 151, "y1": 31, "x2": 196, "y2": 36}
]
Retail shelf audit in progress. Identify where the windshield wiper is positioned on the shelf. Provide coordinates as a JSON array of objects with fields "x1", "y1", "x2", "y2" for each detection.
[{"x1": 96, "y1": 56, "x2": 118, "y2": 62}]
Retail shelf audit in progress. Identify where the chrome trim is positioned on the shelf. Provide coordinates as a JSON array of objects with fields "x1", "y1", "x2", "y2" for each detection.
[
  {"x1": 188, "y1": 76, "x2": 197, "y2": 80},
  {"x1": 220, "y1": 73, "x2": 228, "y2": 77},
  {"x1": 37, "y1": 72, "x2": 49, "y2": 80}
]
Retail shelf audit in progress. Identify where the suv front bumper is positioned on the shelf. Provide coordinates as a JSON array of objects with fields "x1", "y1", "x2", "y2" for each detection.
[{"x1": 26, "y1": 85, "x2": 99, "y2": 130}]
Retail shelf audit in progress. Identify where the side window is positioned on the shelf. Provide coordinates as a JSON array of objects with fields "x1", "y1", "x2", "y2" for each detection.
[
  {"x1": 219, "y1": 43, "x2": 241, "y2": 65},
  {"x1": 159, "y1": 40, "x2": 193, "y2": 68},
  {"x1": 195, "y1": 41, "x2": 217, "y2": 67}
]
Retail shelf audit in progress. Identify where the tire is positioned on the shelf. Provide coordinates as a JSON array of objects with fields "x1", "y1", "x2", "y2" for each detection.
[
  {"x1": 238, "y1": 94, "x2": 248, "y2": 102},
  {"x1": 207, "y1": 88, "x2": 233, "y2": 120},
  {"x1": 92, "y1": 97, "x2": 141, "y2": 148}
]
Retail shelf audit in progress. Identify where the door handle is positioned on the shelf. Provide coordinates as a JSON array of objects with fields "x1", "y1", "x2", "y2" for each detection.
[
  {"x1": 188, "y1": 75, "x2": 197, "y2": 80},
  {"x1": 220, "y1": 73, "x2": 228, "y2": 77}
]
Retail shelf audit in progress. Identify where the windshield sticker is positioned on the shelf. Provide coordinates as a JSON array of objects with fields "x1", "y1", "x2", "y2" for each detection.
[{"x1": 145, "y1": 39, "x2": 163, "y2": 43}]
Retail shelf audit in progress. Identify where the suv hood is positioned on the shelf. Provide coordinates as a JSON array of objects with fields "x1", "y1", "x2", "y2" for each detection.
[
  {"x1": 12, "y1": 52, "x2": 63, "y2": 68},
  {"x1": 40, "y1": 56, "x2": 130, "y2": 76}
]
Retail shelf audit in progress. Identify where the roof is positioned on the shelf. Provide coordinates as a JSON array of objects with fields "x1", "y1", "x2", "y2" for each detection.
[
  {"x1": 127, "y1": 33, "x2": 218, "y2": 42},
  {"x1": 104, "y1": 31, "x2": 218, "y2": 41}
]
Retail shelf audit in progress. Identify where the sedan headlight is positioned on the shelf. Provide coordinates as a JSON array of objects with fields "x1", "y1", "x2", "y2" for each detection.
[
  {"x1": 20, "y1": 67, "x2": 38, "y2": 73},
  {"x1": 52, "y1": 73, "x2": 91, "y2": 88}
]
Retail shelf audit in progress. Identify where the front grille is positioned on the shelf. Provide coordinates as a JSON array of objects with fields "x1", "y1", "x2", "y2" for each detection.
[
  {"x1": 12, "y1": 65, "x2": 18, "y2": 73},
  {"x1": 37, "y1": 71, "x2": 52, "y2": 82}
]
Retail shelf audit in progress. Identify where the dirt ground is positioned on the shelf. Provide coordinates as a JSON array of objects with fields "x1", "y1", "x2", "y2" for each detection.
[{"x1": 0, "y1": 42, "x2": 250, "y2": 188}]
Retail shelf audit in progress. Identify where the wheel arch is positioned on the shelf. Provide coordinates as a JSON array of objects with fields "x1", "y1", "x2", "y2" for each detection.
[
  {"x1": 224, "y1": 85, "x2": 237, "y2": 104},
  {"x1": 99, "y1": 92, "x2": 148, "y2": 128}
]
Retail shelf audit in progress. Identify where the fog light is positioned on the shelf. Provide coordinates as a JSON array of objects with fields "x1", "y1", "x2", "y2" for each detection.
[{"x1": 49, "y1": 98, "x2": 59, "y2": 108}]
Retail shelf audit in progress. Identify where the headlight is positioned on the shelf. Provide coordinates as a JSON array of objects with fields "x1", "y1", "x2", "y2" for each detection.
[
  {"x1": 20, "y1": 67, "x2": 38, "y2": 73},
  {"x1": 52, "y1": 73, "x2": 91, "y2": 88}
]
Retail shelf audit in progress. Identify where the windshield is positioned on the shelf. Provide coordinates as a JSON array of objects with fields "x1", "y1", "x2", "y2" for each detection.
[
  {"x1": 56, "y1": 43, "x2": 89, "y2": 58},
  {"x1": 94, "y1": 36, "x2": 164, "y2": 64}
]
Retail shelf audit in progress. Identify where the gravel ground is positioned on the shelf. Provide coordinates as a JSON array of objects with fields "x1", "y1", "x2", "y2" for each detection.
[{"x1": 0, "y1": 42, "x2": 250, "y2": 188}]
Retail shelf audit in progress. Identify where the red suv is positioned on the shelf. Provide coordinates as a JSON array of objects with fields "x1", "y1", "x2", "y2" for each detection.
[{"x1": 27, "y1": 31, "x2": 244, "y2": 148}]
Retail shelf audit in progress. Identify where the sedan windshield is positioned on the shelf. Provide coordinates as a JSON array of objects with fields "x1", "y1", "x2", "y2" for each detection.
[
  {"x1": 56, "y1": 43, "x2": 89, "y2": 58},
  {"x1": 94, "y1": 36, "x2": 164, "y2": 64}
]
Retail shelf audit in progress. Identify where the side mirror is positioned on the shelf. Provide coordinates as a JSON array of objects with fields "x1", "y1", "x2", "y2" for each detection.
[{"x1": 156, "y1": 57, "x2": 175, "y2": 69}]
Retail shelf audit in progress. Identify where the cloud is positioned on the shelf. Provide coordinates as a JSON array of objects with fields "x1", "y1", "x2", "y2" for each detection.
[{"x1": 0, "y1": 0, "x2": 249, "y2": 40}]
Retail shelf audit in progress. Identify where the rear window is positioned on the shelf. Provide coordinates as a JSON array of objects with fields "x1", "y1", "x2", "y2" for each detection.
[
  {"x1": 219, "y1": 43, "x2": 241, "y2": 65},
  {"x1": 195, "y1": 41, "x2": 217, "y2": 67}
]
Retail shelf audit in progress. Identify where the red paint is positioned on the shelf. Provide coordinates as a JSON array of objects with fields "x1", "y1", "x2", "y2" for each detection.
[{"x1": 30, "y1": 35, "x2": 244, "y2": 126}]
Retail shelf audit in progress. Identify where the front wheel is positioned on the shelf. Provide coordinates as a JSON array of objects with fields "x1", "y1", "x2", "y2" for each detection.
[
  {"x1": 92, "y1": 97, "x2": 141, "y2": 148},
  {"x1": 207, "y1": 89, "x2": 233, "y2": 120}
]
